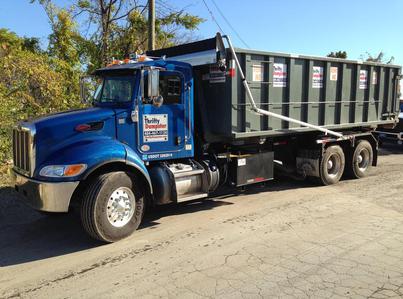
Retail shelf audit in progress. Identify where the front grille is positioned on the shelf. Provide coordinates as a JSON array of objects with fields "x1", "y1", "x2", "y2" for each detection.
[{"x1": 12, "y1": 127, "x2": 32, "y2": 174}]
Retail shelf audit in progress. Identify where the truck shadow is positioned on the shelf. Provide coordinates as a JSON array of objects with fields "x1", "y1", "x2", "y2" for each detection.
[
  {"x1": 379, "y1": 141, "x2": 403, "y2": 156},
  {"x1": 0, "y1": 186, "x2": 233, "y2": 267},
  {"x1": 0, "y1": 186, "x2": 102, "y2": 267},
  {"x1": 0, "y1": 175, "x2": 323, "y2": 267},
  {"x1": 143, "y1": 177, "x2": 318, "y2": 226}
]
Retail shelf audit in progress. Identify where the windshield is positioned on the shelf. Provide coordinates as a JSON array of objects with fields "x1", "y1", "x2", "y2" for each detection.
[{"x1": 96, "y1": 75, "x2": 135, "y2": 104}]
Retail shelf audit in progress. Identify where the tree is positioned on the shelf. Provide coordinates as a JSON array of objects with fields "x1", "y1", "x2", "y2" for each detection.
[
  {"x1": 327, "y1": 51, "x2": 347, "y2": 59},
  {"x1": 0, "y1": 29, "x2": 42, "y2": 56},
  {"x1": 32, "y1": 0, "x2": 203, "y2": 70},
  {"x1": 0, "y1": 29, "x2": 83, "y2": 167},
  {"x1": 109, "y1": 8, "x2": 203, "y2": 59},
  {"x1": 48, "y1": 9, "x2": 81, "y2": 67},
  {"x1": 71, "y1": 0, "x2": 203, "y2": 67},
  {"x1": 22, "y1": 37, "x2": 42, "y2": 54},
  {"x1": 31, "y1": 0, "x2": 81, "y2": 67},
  {"x1": 72, "y1": 0, "x2": 141, "y2": 65}
]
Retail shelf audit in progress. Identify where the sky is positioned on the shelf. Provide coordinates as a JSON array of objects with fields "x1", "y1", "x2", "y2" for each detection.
[{"x1": 0, "y1": 0, "x2": 402, "y2": 66}]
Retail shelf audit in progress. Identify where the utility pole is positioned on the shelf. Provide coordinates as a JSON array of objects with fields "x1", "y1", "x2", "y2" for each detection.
[{"x1": 148, "y1": 0, "x2": 155, "y2": 51}]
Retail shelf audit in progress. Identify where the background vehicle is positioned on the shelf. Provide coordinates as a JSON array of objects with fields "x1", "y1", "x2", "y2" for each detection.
[
  {"x1": 11, "y1": 34, "x2": 401, "y2": 242},
  {"x1": 376, "y1": 81, "x2": 403, "y2": 144}
]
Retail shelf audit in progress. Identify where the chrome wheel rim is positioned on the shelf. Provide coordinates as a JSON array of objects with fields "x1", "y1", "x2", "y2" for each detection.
[
  {"x1": 357, "y1": 148, "x2": 370, "y2": 172},
  {"x1": 326, "y1": 153, "x2": 341, "y2": 178},
  {"x1": 106, "y1": 187, "x2": 135, "y2": 227}
]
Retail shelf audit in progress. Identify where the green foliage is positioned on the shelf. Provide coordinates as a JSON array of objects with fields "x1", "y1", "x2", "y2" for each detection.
[
  {"x1": 70, "y1": 0, "x2": 204, "y2": 68},
  {"x1": 327, "y1": 51, "x2": 347, "y2": 59},
  {"x1": 48, "y1": 9, "x2": 80, "y2": 67},
  {"x1": 0, "y1": 30, "x2": 83, "y2": 167},
  {"x1": 0, "y1": 29, "x2": 43, "y2": 55},
  {"x1": 0, "y1": 29, "x2": 22, "y2": 54},
  {"x1": 22, "y1": 37, "x2": 43, "y2": 53}
]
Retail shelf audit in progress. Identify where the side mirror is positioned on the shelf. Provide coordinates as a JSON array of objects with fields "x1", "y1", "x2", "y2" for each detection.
[
  {"x1": 79, "y1": 76, "x2": 87, "y2": 103},
  {"x1": 148, "y1": 68, "x2": 160, "y2": 98},
  {"x1": 80, "y1": 75, "x2": 101, "y2": 104}
]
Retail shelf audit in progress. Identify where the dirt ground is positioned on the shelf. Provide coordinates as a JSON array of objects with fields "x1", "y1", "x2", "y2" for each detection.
[{"x1": 1, "y1": 143, "x2": 403, "y2": 299}]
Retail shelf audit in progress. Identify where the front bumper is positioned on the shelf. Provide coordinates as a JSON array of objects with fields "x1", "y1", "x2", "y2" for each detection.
[{"x1": 11, "y1": 169, "x2": 79, "y2": 212}]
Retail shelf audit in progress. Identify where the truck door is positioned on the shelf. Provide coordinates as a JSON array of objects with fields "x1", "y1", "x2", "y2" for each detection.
[{"x1": 138, "y1": 70, "x2": 187, "y2": 159}]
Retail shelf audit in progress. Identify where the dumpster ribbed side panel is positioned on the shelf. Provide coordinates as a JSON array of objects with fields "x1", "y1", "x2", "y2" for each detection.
[
  {"x1": 194, "y1": 49, "x2": 400, "y2": 143},
  {"x1": 226, "y1": 49, "x2": 401, "y2": 140}
]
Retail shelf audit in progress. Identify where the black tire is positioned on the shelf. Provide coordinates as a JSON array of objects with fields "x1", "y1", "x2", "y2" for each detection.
[
  {"x1": 318, "y1": 145, "x2": 345, "y2": 186},
  {"x1": 81, "y1": 171, "x2": 144, "y2": 243},
  {"x1": 346, "y1": 140, "x2": 373, "y2": 179}
]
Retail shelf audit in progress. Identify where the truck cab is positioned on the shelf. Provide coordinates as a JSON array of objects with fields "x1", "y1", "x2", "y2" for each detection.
[
  {"x1": 93, "y1": 59, "x2": 195, "y2": 161},
  {"x1": 11, "y1": 57, "x2": 217, "y2": 242}
]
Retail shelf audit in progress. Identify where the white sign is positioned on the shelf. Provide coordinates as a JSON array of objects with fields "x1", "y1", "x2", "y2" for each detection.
[
  {"x1": 273, "y1": 63, "x2": 287, "y2": 87},
  {"x1": 143, "y1": 114, "x2": 168, "y2": 143},
  {"x1": 372, "y1": 71, "x2": 378, "y2": 85},
  {"x1": 359, "y1": 70, "x2": 368, "y2": 89},
  {"x1": 312, "y1": 66, "x2": 324, "y2": 88},
  {"x1": 209, "y1": 65, "x2": 226, "y2": 83},
  {"x1": 330, "y1": 67, "x2": 338, "y2": 81},
  {"x1": 252, "y1": 64, "x2": 263, "y2": 82},
  {"x1": 238, "y1": 158, "x2": 246, "y2": 166}
]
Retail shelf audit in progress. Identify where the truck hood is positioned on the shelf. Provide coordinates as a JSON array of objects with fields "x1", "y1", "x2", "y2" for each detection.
[{"x1": 28, "y1": 107, "x2": 117, "y2": 170}]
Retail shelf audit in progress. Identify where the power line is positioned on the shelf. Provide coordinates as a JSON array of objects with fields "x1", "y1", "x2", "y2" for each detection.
[
  {"x1": 201, "y1": 0, "x2": 225, "y2": 34},
  {"x1": 209, "y1": 0, "x2": 250, "y2": 49}
]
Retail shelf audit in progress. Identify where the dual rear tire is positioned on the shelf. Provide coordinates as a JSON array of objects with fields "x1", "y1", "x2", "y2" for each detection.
[
  {"x1": 346, "y1": 140, "x2": 373, "y2": 179},
  {"x1": 318, "y1": 140, "x2": 373, "y2": 186},
  {"x1": 318, "y1": 145, "x2": 345, "y2": 185}
]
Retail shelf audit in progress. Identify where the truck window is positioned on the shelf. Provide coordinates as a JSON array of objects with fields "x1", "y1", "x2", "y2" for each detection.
[
  {"x1": 160, "y1": 74, "x2": 182, "y2": 105},
  {"x1": 99, "y1": 76, "x2": 134, "y2": 103},
  {"x1": 143, "y1": 72, "x2": 183, "y2": 105}
]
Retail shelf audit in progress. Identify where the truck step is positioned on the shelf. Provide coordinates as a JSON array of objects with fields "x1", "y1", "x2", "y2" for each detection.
[{"x1": 177, "y1": 192, "x2": 208, "y2": 203}]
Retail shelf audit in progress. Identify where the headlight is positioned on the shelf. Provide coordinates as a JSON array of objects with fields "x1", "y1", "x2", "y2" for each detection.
[{"x1": 39, "y1": 164, "x2": 87, "y2": 178}]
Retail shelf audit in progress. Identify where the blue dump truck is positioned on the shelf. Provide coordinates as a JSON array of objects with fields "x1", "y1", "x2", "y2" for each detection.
[{"x1": 11, "y1": 34, "x2": 401, "y2": 242}]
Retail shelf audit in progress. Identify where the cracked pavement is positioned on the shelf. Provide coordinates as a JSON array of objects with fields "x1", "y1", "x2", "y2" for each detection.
[{"x1": 1, "y1": 144, "x2": 403, "y2": 298}]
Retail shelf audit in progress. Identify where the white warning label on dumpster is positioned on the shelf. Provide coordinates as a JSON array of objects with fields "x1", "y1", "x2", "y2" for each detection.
[
  {"x1": 252, "y1": 64, "x2": 263, "y2": 82},
  {"x1": 372, "y1": 71, "x2": 378, "y2": 85},
  {"x1": 330, "y1": 67, "x2": 338, "y2": 81},
  {"x1": 143, "y1": 114, "x2": 168, "y2": 143},
  {"x1": 273, "y1": 63, "x2": 287, "y2": 87},
  {"x1": 312, "y1": 66, "x2": 324, "y2": 88},
  {"x1": 359, "y1": 70, "x2": 368, "y2": 89}
]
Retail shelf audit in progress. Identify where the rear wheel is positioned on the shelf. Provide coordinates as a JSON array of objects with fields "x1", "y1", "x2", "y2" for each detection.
[
  {"x1": 81, "y1": 171, "x2": 144, "y2": 242},
  {"x1": 346, "y1": 140, "x2": 373, "y2": 179},
  {"x1": 318, "y1": 145, "x2": 345, "y2": 185}
]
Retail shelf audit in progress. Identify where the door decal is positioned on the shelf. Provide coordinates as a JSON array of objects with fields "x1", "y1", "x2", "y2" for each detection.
[{"x1": 143, "y1": 114, "x2": 168, "y2": 143}]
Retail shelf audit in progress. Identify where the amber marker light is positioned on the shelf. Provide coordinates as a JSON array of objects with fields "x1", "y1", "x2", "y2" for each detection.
[{"x1": 64, "y1": 164, "x2": 87, "y2": 176}]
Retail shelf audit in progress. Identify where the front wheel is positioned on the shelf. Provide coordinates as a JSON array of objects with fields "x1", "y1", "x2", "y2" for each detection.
[{"x1": 81, "y1": 171, "x2": 145, "y2": 242}]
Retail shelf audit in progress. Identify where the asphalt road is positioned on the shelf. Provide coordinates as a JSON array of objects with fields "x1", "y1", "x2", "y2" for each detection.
[{"x1": 1, "y1": 143, "x2": 403, "y2": 299}]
